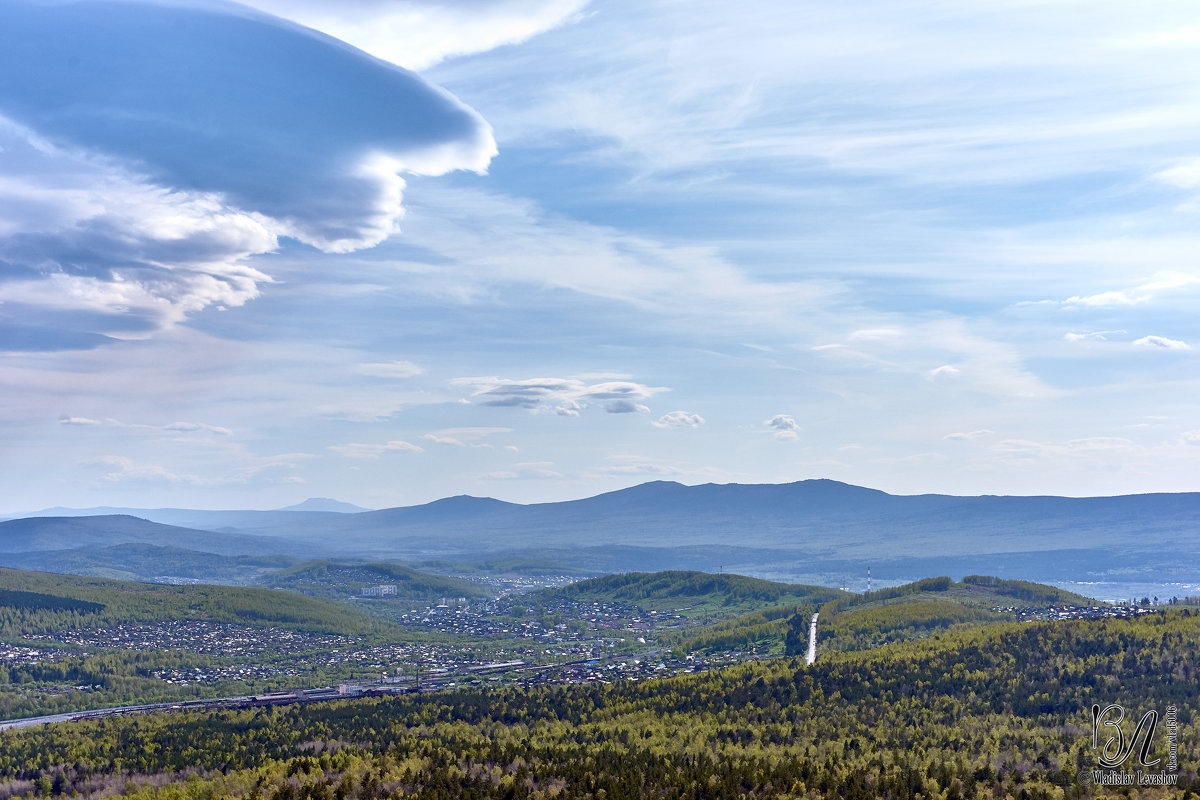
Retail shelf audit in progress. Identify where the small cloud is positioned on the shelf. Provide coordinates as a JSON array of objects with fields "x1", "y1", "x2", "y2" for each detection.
[
  {"x1": 555, "y1": 401, "x2": 582, "y2": 417},
  {"x1": 422, "y1": 427, "x2": 512, "y2": 447},
  {"x1": 357, "y1": 361, "x2": 424, "y2": 379},
  {"x1": 652, "y1": 411, "x2": 706, "y2": 429},
  {"x1": 1182, "y1": 431, "x2": 1200, "y2": 445},
  {"x1": 1153, "y1": 158, "x2": 1200, "y2": 189},
  {"x1": 1133, "y1": 335, "x2": 1189, "y2": 350},
  {"x1": 589, "y1": 456, "x2": 688, "y2": 477},
  {"x1": 164, "y1": 421, "x2": 233, "y2": 436},
  {"x1": 329, "y1": 440, "x2": 424, "y2": 459},
  {"x1": 59, "y1": 415, "x2": 102, "y2": 426},
  {"x1": 944, "y1": 429, "x2": 994, "y2": 442},
  {"x1": 928, "y1": 365, "x2": 960, "y2": 377},
  {"x1": 1063, "y1": 274, "x2": 1199, "y2": 307},
  {"x1": 1064, "y1": 330, "x2": 1126, "y2": 342},
  {"x1": 480, "y1": 462, "x2": 563, "y2": 481},
  {"x1": 582, "y1": 455, "x2": 728, "y2": 482},
  {"x1": 453, "y1": 375, "x2": 667, "y2": 416},
  {"x1": 765, "y1": 414, "x2": 800, "y2": 441}
]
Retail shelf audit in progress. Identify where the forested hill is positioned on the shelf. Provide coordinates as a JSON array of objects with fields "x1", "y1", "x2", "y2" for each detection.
[
  {"x1": 536, "y1": 570, "x2": 847, "y2": 615},
  {"x1": 663, "y1": 574, "x2": 1101, "y2": 656},
  {"x1": 261, "y1": 560, "x2": 491, "y2": 600},
  {"x1": 821, "y1": 574, "x2": 1100, "y2": 616},
  {"x1": 0, "y1": 567, "x2": 386, "y2": 637}
]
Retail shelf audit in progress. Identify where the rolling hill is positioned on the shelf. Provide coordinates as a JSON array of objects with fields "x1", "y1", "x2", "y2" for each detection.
[
  {"x1": 534, "y1": 570, "x2": 846, "y2": 616},
  {"x1": 0, "y1": 566, "x2": 386, "y2": 636},
  {"x1": 260, "y1": 560, "x2": 491, "y2": 601},
  {"x1": 0, "y1": 515, "x2": 297, "y2": 556}
]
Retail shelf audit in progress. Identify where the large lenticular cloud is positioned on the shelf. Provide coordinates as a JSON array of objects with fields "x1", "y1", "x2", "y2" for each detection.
[{"x1": 0, "y1": 0, "x2": 495, "y2": 343}]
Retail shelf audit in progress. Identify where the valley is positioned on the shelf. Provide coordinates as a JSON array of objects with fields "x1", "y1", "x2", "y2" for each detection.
[
  {"x1": 1, "y1": 568, "x2": 1196, "y2": 798},
  {"x1": 2, "y1": 482, "x2": 1198, "y2": 797}
]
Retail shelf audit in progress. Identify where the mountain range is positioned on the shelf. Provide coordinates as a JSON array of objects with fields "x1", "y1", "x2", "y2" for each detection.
[{"x1": 3, "y1": 479, "x2": 1197, "y2": 589}]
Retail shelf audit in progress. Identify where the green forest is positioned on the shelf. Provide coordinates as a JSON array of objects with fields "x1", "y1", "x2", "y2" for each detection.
[
  {"x1": 537, "y1": 570, "x2": 845, "y2": 616},
  {"x1": 2, "y1": 609, "x2": 1196, "y2": 799},
  {"x1": 0, "y1": 568, "x2": 387, "y2": 638}
]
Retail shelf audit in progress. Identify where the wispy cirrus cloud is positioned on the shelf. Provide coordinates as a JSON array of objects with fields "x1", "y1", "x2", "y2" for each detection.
[
  {"x1": 356, "y1": 361, "x2": 425, "y2": 378},
  {"x1": 944, "y1": 429, "x2": 993, "y2": 442},
  {"x1": 1063, "y1": 274, "x2": 1200, "y2": 308},
  {"x1": 1064, "y1": 330, "x2": 1126, "y2": 342},
  {"x1": 59, "y1": 415, "x2": 232, "y2": 436},
  {"x1": 423, "y1": 427, "x2": 512, "y2": 447},
  {"x1": 82, "y1": 450, "x2": 311, "y2": 487},
  {"x1": 480, "y1": 462, "x2": 564, "y2": 481},
  {"x1": 329, "y1": 440, "x2": 425, "y2": 459}
]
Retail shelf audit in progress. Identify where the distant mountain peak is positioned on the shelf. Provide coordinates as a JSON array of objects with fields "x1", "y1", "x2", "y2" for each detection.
[{"x1": 277, "y1": 498, "x2": 370, "y2": 513}]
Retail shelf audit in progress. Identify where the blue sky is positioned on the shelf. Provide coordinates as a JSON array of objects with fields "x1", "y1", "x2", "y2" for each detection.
[{"x1": 2, "y1": 0, "x2": 1198, "y2": 512}]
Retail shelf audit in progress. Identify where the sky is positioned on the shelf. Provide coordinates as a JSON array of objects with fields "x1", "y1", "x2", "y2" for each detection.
[{"x1": 1, "y1": 0, "x2": 1198, "y2": 512}]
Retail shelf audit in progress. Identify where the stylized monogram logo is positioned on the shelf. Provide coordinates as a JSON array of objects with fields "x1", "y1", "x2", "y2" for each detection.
[{"x1": 1091, "y1": 703, "x2": 1161, "y2": 769}]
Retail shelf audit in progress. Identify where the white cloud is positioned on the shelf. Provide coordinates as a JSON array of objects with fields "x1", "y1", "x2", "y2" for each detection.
[
  {"x1": 58, "y1": 416, "x2": 102, "y2": 426},
  {"x1": 1064, "y1": 330, "x2": 1126, "y2": 342},
  {"x1": 163, "y1": 421, "x2": 234, "y2": 436},
  {"x1": 423, "y1": 427, "x2": 512, "y2": 447},
  {"x1": 480, "y1": 462, "x2": 564, "y2": 481},
  {"x1": 329, "y1": 440, "x2": 425, "y2": 459},
  {"x1": 944, "y1": 429, "x2": 993, "y2": 442},
  {"x1": 84, "y1": 455, "x2": 188, "y2": 484},
  {"x1": 1133, "y1": 335, "x2": 1189, "y2": 350},
  {"x1": 764, "y1": 414, "x2": 800, "y2": 441},
  {"x1": 83, "y1": 450, "x2": 311, "y2": 486},
  {"x1": 1063, "y1": 273, "x2": 1200, "y2": 307},
  {"x1": 245, "y1": 0, "x2": 589, "y2": 71},
  {"x1": 58, "y1": 415, "x2": 232, "y2": 436},
  {"x1": 1154, "y1": 158, "x2": 1200, "y2": 189},
  {"x1": 652, "y1": 411, "x2": 706, "y2": 429},
  {"x1": 452, "y1": 375, "x2": 667, "y2": 416},
  {"x1": 357, "y1": 361, "x2": 425, "y2": 379},
  {"x1": 994, "y1": 437, "x2": 1136, "y2": 460},
  {"x1": 582, "y1": 454, "x2": 729, "y2": 482},
  {"x1": 928, "y1": 364, "x2": 960, "y2": 377}
]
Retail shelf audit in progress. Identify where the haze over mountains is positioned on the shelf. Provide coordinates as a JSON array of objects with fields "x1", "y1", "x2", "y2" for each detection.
[{"x1": 3, "y1": 479, "x2": 1198, "y2": 590}]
